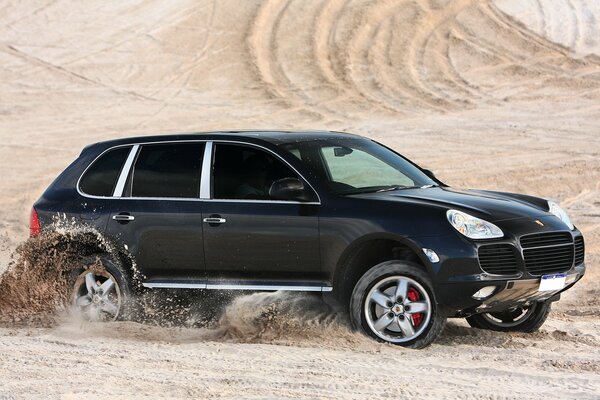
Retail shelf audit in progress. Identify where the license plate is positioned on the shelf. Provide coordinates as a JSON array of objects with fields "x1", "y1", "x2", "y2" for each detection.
[{"x1": 539, "y1": 273, "x2": 567, "y2": 291}]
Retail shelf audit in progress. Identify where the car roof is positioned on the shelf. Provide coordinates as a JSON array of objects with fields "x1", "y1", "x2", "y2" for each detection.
[{"x1": 81, "y1": 130, "x2": 364, "y2": 155}]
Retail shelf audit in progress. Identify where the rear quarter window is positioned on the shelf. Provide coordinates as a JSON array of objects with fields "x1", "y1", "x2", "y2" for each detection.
[{"x1": 79, "y1": 147, "x2": 130, "y2": 197}]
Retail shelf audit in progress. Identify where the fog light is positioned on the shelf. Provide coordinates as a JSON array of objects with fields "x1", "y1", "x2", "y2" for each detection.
[
  {"x1": 472, "y1": 286, "x2": 496, "y2": 300},
  {"x1": 422, "y1": 248, "x2": 440, "y2": 263}
]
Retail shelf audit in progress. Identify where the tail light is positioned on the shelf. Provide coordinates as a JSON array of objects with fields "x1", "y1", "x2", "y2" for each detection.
[{"x1": 30, "y1": 207, "x2": 41, "y2": 237}]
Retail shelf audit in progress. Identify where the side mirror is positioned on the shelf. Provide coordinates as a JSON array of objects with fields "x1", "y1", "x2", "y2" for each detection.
[
  {"x1": 422, "y1": 169, "x2": 437, "y2": 181},
  {"x1": 269, "y1": 177, "x2": 307, "y2": 201}
]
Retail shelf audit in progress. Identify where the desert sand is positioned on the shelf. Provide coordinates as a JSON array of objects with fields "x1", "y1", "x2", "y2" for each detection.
[{"x1": 0, "y1": 0, "x2": 599, "y2": 398}]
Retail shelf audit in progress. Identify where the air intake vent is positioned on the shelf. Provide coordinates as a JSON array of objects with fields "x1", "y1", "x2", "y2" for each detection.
[
  {"x1": 521, "y1": 232, "x2": 574, "y2": 276},
  {"x1": 478, "y1": 244, "x2": 519, "y2": 275},
  {"x1": 574, "y1": 236, "x2": 585, "y2": 265},
  {"x1": 520, "y1": 232, "x2": 572, "y2": 248}
]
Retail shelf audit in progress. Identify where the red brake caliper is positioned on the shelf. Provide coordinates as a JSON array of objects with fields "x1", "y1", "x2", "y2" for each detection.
[{"x1": 407, "y1": 287, "x2": 423, "y2": 327}]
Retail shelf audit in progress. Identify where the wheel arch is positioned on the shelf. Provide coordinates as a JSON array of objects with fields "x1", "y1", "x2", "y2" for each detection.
[
  {"x1": 42, "y1": 229, "x2": 139, "y2": 286},
  {"x1": 333, "y1": 233, "x2": 432, "y2": 304}
]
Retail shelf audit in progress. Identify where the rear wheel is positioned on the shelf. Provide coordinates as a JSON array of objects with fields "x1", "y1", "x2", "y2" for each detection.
[
  {"x1": 466, "y1": 301, "x2": 551, "y2": 332},
  {"x1": 71, "y1": 255, "x2": 131, "y2": 321},
  {"x1": 350, "y1": 261, "x2": 445, "y2": 349}
]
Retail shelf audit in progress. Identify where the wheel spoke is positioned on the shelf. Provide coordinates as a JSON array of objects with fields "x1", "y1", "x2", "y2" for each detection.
[
  {"x1": 405, "y1": 301, "x2": 428, "y2": 314},
  {"x1": 85, "y1": 273, "x2": 99, "y2": 294},
  {"x1": 373, "y1": 313, "x2": 395, "y2": 332},
  {"x1": 397, "y1": 316, "x2": 415, "y2": 337},
  {"x1": 394, "y1": 279, "x2": 408, "y2": 301},
  {"x1": 76, "y1": 295, "x2": 92, "y2": 307},
  {"x1": 370, "y1": 290, "x2": 392, "y2": 308},
  {"x1": 101, "y1": 300, "x2": 119, "y2": 316},
  {"x1": 99, "y1": 278, "x2": 115, "y2": 295}
]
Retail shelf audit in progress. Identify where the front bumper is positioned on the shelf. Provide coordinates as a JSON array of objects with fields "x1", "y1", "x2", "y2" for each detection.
[
  {"x1": 435, "y1": 265, "x2": 585, "y2": 317},
  {"x1": 413, "y1": 216, "x2": 586, "y2": 317}
]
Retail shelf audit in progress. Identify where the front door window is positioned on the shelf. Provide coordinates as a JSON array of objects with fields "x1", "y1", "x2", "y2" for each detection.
[{"x1": 212, "y1": 143, "x2": 303, "y2": 201}]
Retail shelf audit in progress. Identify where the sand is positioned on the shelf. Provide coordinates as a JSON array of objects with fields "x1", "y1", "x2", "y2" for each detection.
[{"x1": 0, "y1": 0, "x2": 599, "y2": 398}]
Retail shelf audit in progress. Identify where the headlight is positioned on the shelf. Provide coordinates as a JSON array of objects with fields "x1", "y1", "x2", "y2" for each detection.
[
  {"x1": 446, "y1": 210, "x2": 503, "y2": 239},
  {"x1": 548, "y1": 201, "x2": 574, "y2": 230}
]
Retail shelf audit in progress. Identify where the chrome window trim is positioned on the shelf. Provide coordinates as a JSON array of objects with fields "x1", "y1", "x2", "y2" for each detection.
[
  {"x1": 199, "y1": 141, "x2": 213, "y2": 199},
  {"x1": 202, "y1": 198, "x2": 320, "y2": 205},
  {"x1": 142, "y1": 282, "x2": 333, "y2": 292},
  {"x1": 76, "y1": 138, "x2": 322, "y2": 204},
  {"x1": 113, "y1": 145, "x2": 139, "y2": 197}
]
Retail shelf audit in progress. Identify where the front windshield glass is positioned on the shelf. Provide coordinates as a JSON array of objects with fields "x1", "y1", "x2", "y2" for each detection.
[{"x1": 279, "y1": 138, "x2": 437, "y2": 195}]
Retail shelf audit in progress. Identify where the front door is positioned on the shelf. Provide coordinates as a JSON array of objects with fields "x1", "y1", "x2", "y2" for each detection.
[
  {"x1": 202, "y1": 143, "x2": 321, "y2": 287},
  {"x1": 105, "y1": 142, "x2": 206, "y2": 282}
]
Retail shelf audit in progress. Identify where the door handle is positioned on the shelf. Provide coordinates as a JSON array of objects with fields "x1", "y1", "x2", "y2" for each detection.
[
  {"x1": 203, "y1": 217, "x2": 226, "y2": 224},
  {"x1": 112, "y1": 214, "x2": 135, "y2": 222}
]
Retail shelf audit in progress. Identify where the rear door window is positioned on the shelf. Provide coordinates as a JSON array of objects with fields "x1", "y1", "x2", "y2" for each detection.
[
  {"x1": 79, "y1": 146, "x2": 131, "y2": 197},
  {"x1": 130, "y1": 143, "x2": 204, "y2": 198}
]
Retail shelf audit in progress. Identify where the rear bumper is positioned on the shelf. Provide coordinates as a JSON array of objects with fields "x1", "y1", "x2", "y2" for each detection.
[{"x1": 435, "y1": 264, "x2": 585, "y2": 317}]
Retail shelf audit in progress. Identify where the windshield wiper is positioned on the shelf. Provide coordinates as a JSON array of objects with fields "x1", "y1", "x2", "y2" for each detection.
[
  {"x1": 341, "y1": 184, "x2": 437, "y2": 195},
  {"x1": 377, "y1": 184, "x2": 436, "y2": 192}
]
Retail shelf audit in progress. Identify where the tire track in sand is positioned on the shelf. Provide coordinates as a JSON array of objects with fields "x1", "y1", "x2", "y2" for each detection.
[{"x1": 245, "y1": 0, "x2": 600, "y2": 120}]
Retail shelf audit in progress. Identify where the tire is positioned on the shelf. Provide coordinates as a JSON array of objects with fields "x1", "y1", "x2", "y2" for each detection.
[
  {"x1": 70, "y1": 253, "x2": 133, "y2": 321},
  {"x1": 466, "y1": 301, "x2": 551, "y2": 333},
  {"x1": 349, "y1": 260, "x2": 445, "y2": 349}
]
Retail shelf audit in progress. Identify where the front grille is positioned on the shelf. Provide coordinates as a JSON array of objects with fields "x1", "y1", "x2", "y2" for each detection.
[
  {"x1": 520, "y1": 232, "x2": 572, "y2": 248},
  {"x1": 574, "y1": 236, "x2": 585, "y2": 265},
  {"x1": 478, "y1": 244, "x2": 519, "y2": 275},
  {"x1": 521, "y1": 232, "x2": 574, "y2": 275}
]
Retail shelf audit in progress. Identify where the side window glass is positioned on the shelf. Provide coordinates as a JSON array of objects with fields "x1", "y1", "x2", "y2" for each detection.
[
  {"x1": 212, "y1": 144, "x2": 300, "y2": 200},
  {"x1": 79, "y1": 147, "x2": 130, "y2": 197},
  {"x1": 131, "y1": 143, "x2": 204, "y2": 198}
]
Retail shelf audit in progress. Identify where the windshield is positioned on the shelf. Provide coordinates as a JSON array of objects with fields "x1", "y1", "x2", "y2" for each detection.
[{"x1": 279, "y1": 138, "x2": 437, "y2": 195}]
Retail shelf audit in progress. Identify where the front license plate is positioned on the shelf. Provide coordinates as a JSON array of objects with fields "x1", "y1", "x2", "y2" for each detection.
[{"x1": 538, "y1": 273, "x2": 567, "y2": 291}]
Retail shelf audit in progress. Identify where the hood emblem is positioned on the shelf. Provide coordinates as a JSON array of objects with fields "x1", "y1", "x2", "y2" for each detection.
[{"x1": 534, "y1": 220, "x2": 544, "y2": 226}]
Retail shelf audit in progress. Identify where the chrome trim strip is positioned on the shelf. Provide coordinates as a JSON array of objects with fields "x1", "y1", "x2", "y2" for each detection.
[
  {"x1": 113, "y1": 145, "x2": 139, "y2": 197},
  {"x1": 142, "y1": 282, "x2": 333, "y2": 292},
  {"x1": 206, "y1": 284, "x2": 326, "y2": 292},
  {"x1": 200, "y1": 141, "x2": 213, "y2": 199},
  {"x1": 143, "y1": 282, "x2": 207, "y2": 289}
]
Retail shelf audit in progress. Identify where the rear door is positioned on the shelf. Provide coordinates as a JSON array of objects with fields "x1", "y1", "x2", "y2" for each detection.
[
  {"x1": 105, "y1": 142, "x2": 206, "y2": 282},
  {"x1": 202, "y1": 142, "x2": 322, "y2": 288}
]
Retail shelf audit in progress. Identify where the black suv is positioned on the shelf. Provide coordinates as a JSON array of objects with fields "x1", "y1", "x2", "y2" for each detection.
[{"x1": 31, "y1": 131, "x2": 585, "y2": 348}]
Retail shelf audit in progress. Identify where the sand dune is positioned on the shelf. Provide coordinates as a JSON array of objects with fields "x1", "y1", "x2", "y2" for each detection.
[{"x1": 1, "y1": 0, "x2": 599, "y2": 398}]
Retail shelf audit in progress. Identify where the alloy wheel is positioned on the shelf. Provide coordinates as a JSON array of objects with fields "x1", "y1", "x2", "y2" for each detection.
[
  {"x1": 72, "y1": 270, "x2": 122, "y2": 321},
  {"x1": 364, "y1": 276, "x2": 432, "y2": 343},
  {"x1": 480, "y1": 304, "x2": 537, "y2": 328}
]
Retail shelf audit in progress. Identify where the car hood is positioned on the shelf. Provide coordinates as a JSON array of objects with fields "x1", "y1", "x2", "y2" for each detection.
[{"x1": 355, "y1": 186, "x2": 549, "y2": 222}]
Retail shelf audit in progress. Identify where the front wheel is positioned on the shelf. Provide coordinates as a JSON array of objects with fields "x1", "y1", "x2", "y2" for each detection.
[
  {"x1": 350, "y1": 261, "x2": 445, "y2": 349},
  {"x1": 466, "y1": 301, "x2": 551, "y2": 332}
]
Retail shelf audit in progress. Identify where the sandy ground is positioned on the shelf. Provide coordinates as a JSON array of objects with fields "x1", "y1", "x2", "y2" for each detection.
[{"x1": 1, "y1": 0, "x2": 600, "y2": 398}]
